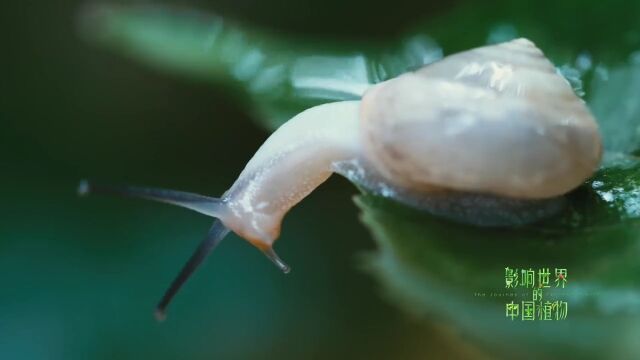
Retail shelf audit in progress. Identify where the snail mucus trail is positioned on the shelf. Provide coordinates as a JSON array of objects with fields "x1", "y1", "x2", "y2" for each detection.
[{"x1": 79, "y1": 38, "x2": 602, "y2": 320}]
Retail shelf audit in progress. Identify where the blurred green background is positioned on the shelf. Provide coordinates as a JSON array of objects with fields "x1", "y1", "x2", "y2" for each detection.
[{"x1": 3, "y1": 0, "x2": 640, "y2": 359}]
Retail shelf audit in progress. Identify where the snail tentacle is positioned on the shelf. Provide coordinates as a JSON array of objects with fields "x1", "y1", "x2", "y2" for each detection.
[
  {"x1": 155, "y1": 219, "x2": 230, "y2": 322},
  {"x1": 77, "y1": 180, "x2": 226, "y2": 218}
]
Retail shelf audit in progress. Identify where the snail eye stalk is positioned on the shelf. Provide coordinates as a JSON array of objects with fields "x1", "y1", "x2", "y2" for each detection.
[
  {"x1": 77, "y1": 179, "x2": 224, "y2": 217},
  {"x1": 155, "y1": 219, "x2": 230, "y2": 321}
]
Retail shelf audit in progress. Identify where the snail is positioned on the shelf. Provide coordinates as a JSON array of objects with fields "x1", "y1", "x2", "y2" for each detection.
[{"x1": 79, "y1": 38, "x2": 602, "y2": 320}]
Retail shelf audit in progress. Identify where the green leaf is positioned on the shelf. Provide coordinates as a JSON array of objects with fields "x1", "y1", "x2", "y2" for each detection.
[
  {"x1": 357, "y1": 190, "x2": 640, "y2": 358},
  {"x1": 80, "y1": 3, "x2": 447, "y2": 129}
]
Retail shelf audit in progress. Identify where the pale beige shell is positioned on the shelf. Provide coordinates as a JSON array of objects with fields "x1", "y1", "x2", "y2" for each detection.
[{"x1": 360, "y1": 38, "x2": 602, "y2": 199}]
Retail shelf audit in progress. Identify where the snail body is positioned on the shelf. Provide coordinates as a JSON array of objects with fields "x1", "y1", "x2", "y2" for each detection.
[{"x1": 81, "y1": 38, "x2": 602, "y2": 319}]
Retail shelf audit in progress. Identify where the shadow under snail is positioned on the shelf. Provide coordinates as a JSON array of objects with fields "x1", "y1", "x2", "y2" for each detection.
[{"x1": 79, "y1": 38, "x2": 602, "y2": 320}]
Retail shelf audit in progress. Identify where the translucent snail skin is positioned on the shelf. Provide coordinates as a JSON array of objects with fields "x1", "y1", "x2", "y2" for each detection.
[{"x1": 79, "y1": 38, "x2": 602, "y2": 319}]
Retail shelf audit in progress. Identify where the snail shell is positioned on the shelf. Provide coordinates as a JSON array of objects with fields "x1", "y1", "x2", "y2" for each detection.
[
  {"x1": 360, "y1": 38, "x2": 601, "y2": 199},
  {"x1": 82, "y1": 38, "x2": 602, "y2": 318}
]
